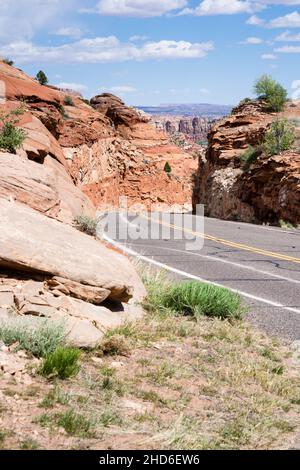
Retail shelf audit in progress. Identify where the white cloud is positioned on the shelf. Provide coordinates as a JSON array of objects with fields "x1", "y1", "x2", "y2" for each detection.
[
  {"x1": 0, "y1": 0, "x2": 77, "y2": 41},
  {"x1": 199, "y1": 87, "x2": 210, "y2": 94},
  {"x1": 90, "y1": 0, "x2": 187, "y2": 17},
  {"x1": 261, "y1": 53, "x2": 277, "y2": 58},
  {"x1": 246, "y1": 14, "x2": 265, "y2": 25},
  {"x1": 275, "y1": 44, "x2": 300, "y2": 51},
  {"x1": 268, "y1": 11, "x2": 300, "y2": 28},
  {"x1": 242, "y1": 36, "x2": 264, "y2": 43},
  {"x1": 56, "y1": 82, "x2": 88, "y2": 92},
  {"x1": 53, "y1": 27, "x2": 83, "y2": 39},
  {"x1": 129, "y1": 35, "x2": 148, "y2": 42},
  {"x1": 103, "y1": 85, "x2": 137, "y2": 93},
  {"x1": 0, "y1": 37, "x2": 214, "y2": 64},
  {"x1": 179, "y1": 0, "x2": 264, "y2": 16},
  {"x1": 275, "y1": 30, "x2": 300, "y2": 41}
]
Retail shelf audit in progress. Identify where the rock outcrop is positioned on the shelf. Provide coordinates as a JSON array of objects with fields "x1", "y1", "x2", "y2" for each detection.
[
  {"x1": 0, "y1": 61, "x2": 152, "y2": 348},
  {"x1": 194, "y1": 100, "x2": 300, "y2": 225},
  {"x1": 67, "y1": 93, "x2": 198, "y2": 211}
]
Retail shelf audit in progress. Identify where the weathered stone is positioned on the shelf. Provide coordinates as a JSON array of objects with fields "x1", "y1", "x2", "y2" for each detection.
[
  {"x1": 45, "y1": 276, "x2": 111, "y2": 305},
  {"x1": 0, "y1": 199, "x2": 146, "y2": 304}
]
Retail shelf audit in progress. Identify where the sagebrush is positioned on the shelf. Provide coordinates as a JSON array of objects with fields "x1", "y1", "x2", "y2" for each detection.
[{"x1": 0, "y1": 318, "x2": 65, "y2": 358}]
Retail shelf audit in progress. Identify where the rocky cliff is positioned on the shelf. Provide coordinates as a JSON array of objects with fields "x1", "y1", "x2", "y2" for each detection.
[
  {"x1": 153, "y1": 115, "x2": 212, "y2": 143},
  {"x1": 194, "y1": 100, "x2": 300, "y2": 225}
]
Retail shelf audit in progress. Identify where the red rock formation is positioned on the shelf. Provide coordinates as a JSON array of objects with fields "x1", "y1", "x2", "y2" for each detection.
[
  {"x1": 68, "y1": 93, "x2": 198, "y2": 211},
  {"x1": 194, "y1": 99, "x2": 300, "y2": 224},
  {"x1": 0, "y1": 62, "x2": 197, "y2": 214}
]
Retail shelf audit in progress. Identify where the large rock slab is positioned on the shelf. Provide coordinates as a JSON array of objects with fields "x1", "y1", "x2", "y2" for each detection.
[
  {"x1": 0, "y1": 152, "x2": 95, "y2": 223},
  {"x1": 0, "y1": 199, "x2": 146, "y2": 303}
]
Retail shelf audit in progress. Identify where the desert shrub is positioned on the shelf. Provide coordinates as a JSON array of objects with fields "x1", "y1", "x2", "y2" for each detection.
[
  {"x1": 40, "y1": 347, "x2": 80, "y2": 380},
  {"x1": 57, "y1": 410, "x2": 94, "y2": 437},
  {"x1": 238, "y1": 97, "x2": 252, "y2": 107},
  {"x1": 74, "y1": 214, "x2": 98, "y2": 236},
  {"x1": 254, "y1": 75, "x2": 288, "y2": 112},
  {"x1": 36, "y1": 70, "x2": 48, "y2": 86},
  {"x1": 58, "y1": 104, "x2": 69, "y2": 120},
  {"x1": 164, "y1": 162, "x2": 172, "y2": 174},
  {"x1": 240, "y1": 145, "x2": 262, "y2": 170},
  {"x1": 3, "y1": 58, "x2": 14, "y2": 66},
  {"x1": 0, "y1": 105, "x2": 27, "y2": 153},
  {"x1": 263, "y1": 119, "x2": 294, "y2": 156},
  {"x1": 99, "y1": 335, "x2": 131, "y2": 357},
  {"x1": 158, "y1": 281, "x2": 244, "y2": 320},
  {"x1": 80, "y1": 98, "x2": 91, "y2": 106},
  {"x1": 143, "y1": 270, "x2": 244, "y2": 320},
  {"x1": 0, "y1": 319, "x2": 65, "y2": 358},
  {"x1": 64, "y1": 95, "x2": 74, "y2": 106}
]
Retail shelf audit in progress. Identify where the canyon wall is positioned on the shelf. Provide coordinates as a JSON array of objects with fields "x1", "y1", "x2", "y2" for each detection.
[{"x1": 194, "y1": 100, "x2": 300, "y2": 225}]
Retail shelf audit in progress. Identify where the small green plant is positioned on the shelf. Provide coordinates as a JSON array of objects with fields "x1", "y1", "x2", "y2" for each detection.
[
  {"x1": 39, "y1": 386, "x2": 69, "y2": 409},
  {"x1": 0, "y1": 105, "x2": 27, "y2": 153},
  {"x1": 57, "y1": 410, "x2": 95, "y2": 437},
  {"x1": 146, "y1": 280, "x2": 244, "y2": 320},
  {"x1": 19, "y1": 438, "x2": 40, "y2": 450},
  {"x1": 3, "y1": 58, "x2": 14, "y2": 66},
  {"x1": 40, "y1": 347, "x2": 80, "y2": 380},
  {"x1": 263, "y1": 119, "x2": 294, "y2": 156},
  {"x1": 64, "y1": 95, "x2": 74, "y2": 106},
  {"x1": 74, "y1": 214, "x2": 98, "y2": 236},
  {"x1": 238, "y1": 97, "x2": 252, "y2": 107},
  {"x1": 164, "y1": 162, "x2": 172, "y2": 174},
  {"x1": 279, "y1": 219, "x2": 294, "y2": 229},
  {"x1": 36, "y1": 70, "x2": 48, "y2": 86},
  {"x1": 0, "y1": 319, "x2": 65, "y2": 358},
  {"x1": 58, "y1": 104, "x2": 69, "y2": 120},
  {"x1": 254, "y1": 75, "x2": 288, "y2": 112},
  {"x1": 240, "y1": 145, "x2": 262, "y2": 170}
]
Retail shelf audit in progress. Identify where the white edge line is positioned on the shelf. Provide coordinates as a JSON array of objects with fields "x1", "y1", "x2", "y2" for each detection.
[
  {"x1": 104, "y1": 234, "x2": 300, "y2": 316},
  {"x1": 120, "y1": 213, "x2": 300, "y2": 285}
]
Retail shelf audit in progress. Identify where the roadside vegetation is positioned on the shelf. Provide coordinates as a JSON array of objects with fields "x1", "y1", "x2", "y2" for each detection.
[
  {"x1": 0, "y1": 318, "x2": 65, "y2": 358},
  {"x1": 0, "y1": 268, "x2": 299, "y2": 450},
  {"x1": 0, "y1": 105, "x2": 27, "y2": 154}
]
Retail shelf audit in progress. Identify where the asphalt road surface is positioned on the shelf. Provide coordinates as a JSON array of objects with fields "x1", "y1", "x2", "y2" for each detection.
[{"x1": 105, "y1": 213, "x2": 300, "y2": 342}]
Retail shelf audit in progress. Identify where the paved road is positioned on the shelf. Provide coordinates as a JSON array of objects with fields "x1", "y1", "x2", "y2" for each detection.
[{"x1": 105, "y1": 213, "x2": 300, "y2": 341}]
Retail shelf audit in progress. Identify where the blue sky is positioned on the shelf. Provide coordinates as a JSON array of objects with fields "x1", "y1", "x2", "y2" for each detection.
[{"x1": 1, "y1": 1, "x2": 300, "y2": 105}]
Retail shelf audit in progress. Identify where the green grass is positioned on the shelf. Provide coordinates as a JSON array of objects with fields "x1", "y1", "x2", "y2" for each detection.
[
  {"x1": 0, "y1": 319, "x2": 65, "y2": 358},
  {"x1": 40, "y1": 347, "x2": 80, "y2": 380},
  {"x1": 279, "y1": 219, "x2": 295, "y2": 230},
  {"x1": 57, "y1": 410, "x2": 95, "y2": 437},
  {"x1": 19, "y1": 438, "x2": 40, "y2": 450},
  {"x1": 145, "y1": 278, "x2": 245, "y2": 320},
  {"x1": 39, "y1": 387, "x2": 70, "y2": 409}
]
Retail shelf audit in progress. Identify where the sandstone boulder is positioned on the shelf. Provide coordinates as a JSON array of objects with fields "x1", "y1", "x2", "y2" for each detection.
[
  {"x1": 0, "y1": 198, "x2": 146, "y2": 303},
  {"x1": 0, "y1": 152, "x2": 95, "y2": 223}
]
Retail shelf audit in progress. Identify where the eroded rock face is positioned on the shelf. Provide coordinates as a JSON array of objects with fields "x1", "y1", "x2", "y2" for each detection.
[
  {"x1": 195, "y1": 100, "x2": 300, "y2": 224},
  {"x1": 0, "y1": 152, "x2": 94, "y2": 222}
]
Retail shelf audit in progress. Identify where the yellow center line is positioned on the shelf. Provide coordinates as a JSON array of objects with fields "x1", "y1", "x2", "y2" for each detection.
[{"x1": 140, "y1": 213, "x2": 300, "y2": 265}]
